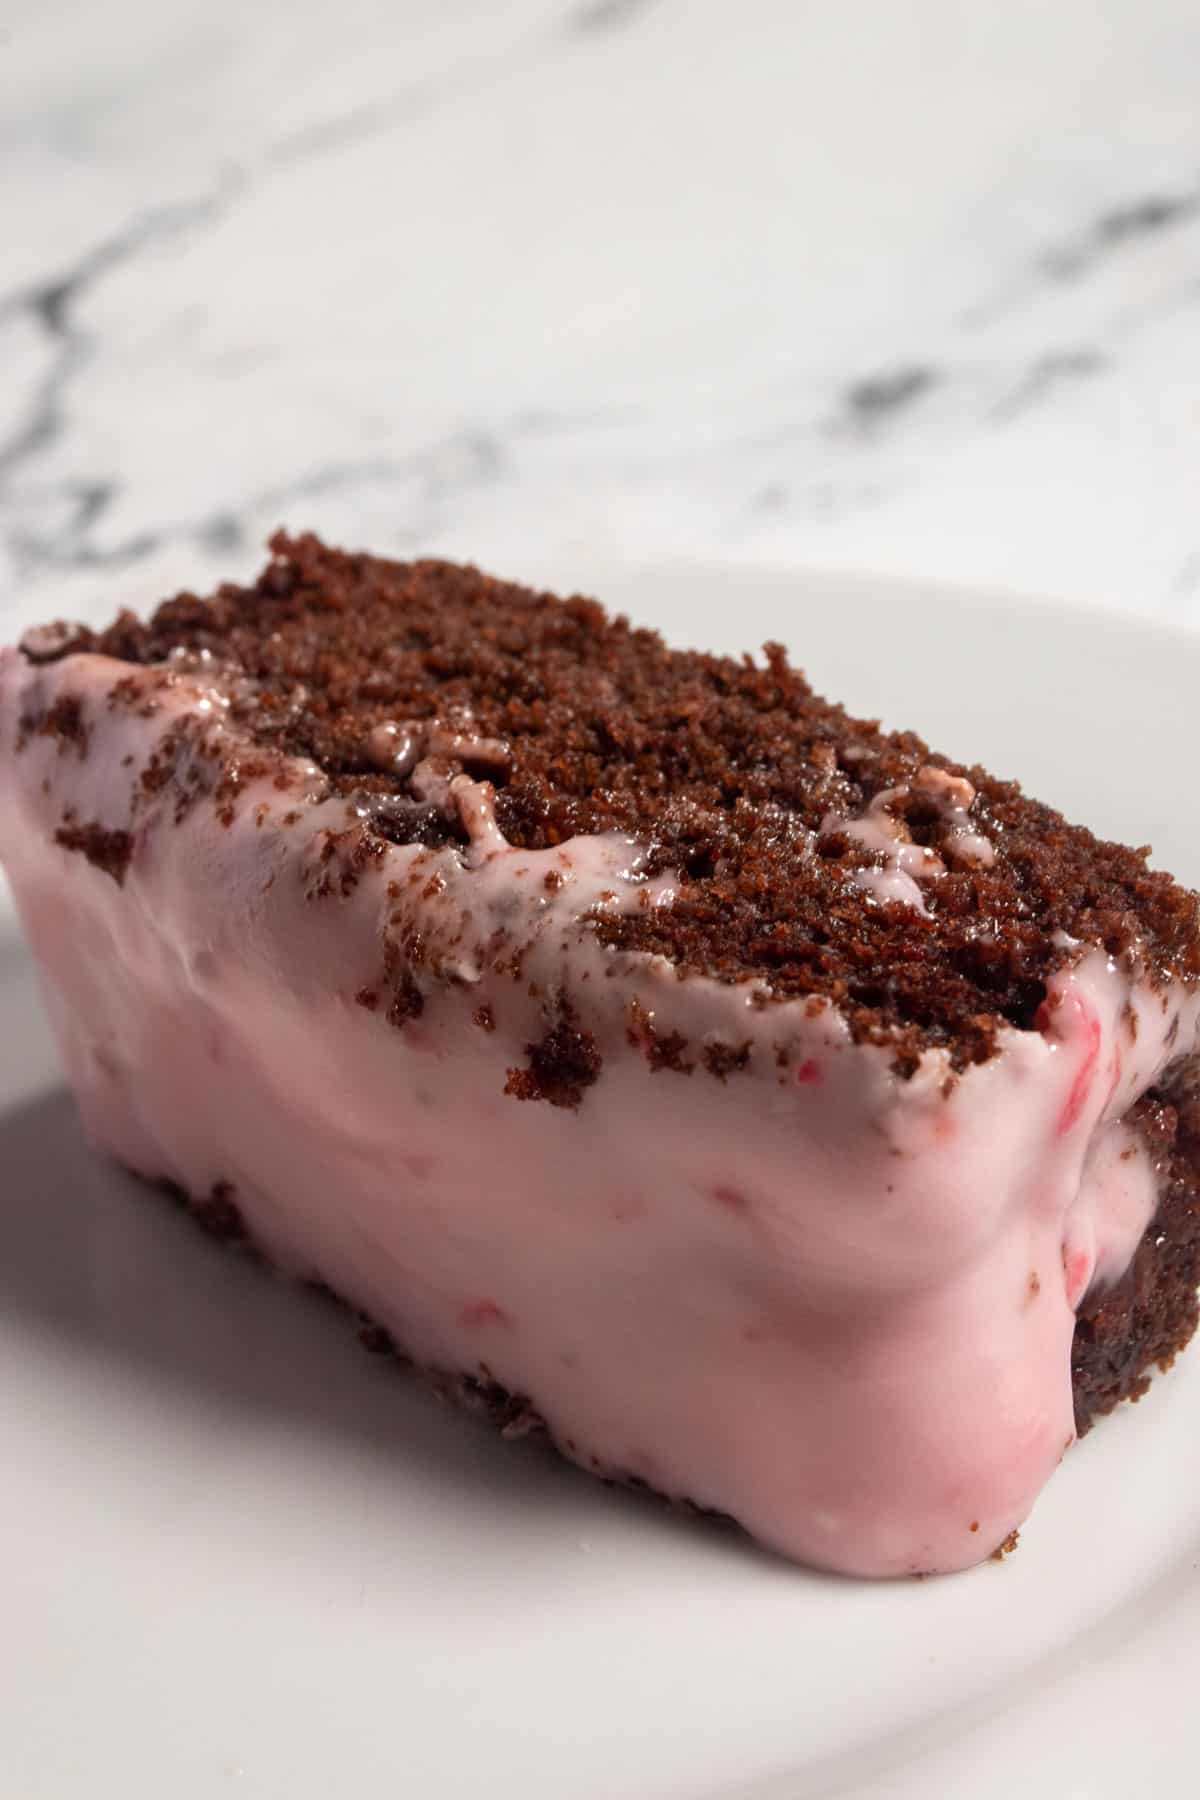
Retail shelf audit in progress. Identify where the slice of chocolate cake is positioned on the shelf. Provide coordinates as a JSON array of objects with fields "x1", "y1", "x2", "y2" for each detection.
[{"x1": 2, "y1": 533, "x2": 1198, "y2": 1577}]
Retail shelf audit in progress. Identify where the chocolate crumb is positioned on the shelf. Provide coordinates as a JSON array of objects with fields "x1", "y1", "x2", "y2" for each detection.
[
  {"x1": 190, "y1": 1178, "x2": 245, "y2": 1241},
  {"x1": 505, "y1": 1013, "x2": 603, "y2": 1109},
  {"x1": 626, "y1": 998, "x2": 693, "y2": 1073},
  {"x1": 37, "y1": 694, "x2": 90, "y2": 756},
  {"x1": 703, "y1": 1040, "x2": 752, "y2": 1081},
  {"x1": 386, "y1": 968, "x2": 425, "y2": 1028},
  {"x1": 54, "y1": 819, "x2": 134, "y2": 885},
  {"x1": 18, "y1": 620, "x2": 95, "y2": 664},
  {"x1": 648, "y1": 1030, "x2": 692, "y2": 1074}
]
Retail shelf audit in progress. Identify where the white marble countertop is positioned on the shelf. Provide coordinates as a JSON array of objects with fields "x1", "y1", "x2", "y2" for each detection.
[{"x1": 5, "y1": 0, "x2": 1200, "y2": 634}]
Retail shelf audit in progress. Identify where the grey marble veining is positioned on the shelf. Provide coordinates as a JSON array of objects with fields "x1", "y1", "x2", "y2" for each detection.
[{"x1": 4, "y1": 0, "x2": 1200, "y2": 632}]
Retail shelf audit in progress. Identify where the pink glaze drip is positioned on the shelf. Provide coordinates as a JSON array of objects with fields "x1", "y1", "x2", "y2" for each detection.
[
  {"x1": 822, "y1": 765, "x2": 997, "y2": 913},
  {"x1": 1, "y1": 647, "x2": 1197, "y2": 1577}
]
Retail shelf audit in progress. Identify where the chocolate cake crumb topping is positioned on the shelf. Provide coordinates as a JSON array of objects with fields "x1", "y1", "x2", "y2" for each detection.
[
  {"x1": 703, "y1": 1040, "x2": 753, "y2": 1082},
  {"x1": 54, "y1": 819, "x2": 133, "y2": 885},
  {"x1": 23, "y1": 693, "x2": 90, "y2": 757},
  {"x1": 506, "y1": 1010, "x2": 603, "y2": 1108},
  {"x1": 385, "y1": 966, "x2": 425, "y2": 1029},
  {"x1": 160, "y1": 1176, "x2": 247, "y2": 1243},
  {"x1": 627, "y1": 998, "x2": 694, "y2": 1073},
  {"x1": 43, "y1": 531, "x2": 1200, "y2": 1067},
  {"x1": 648, "y1": 1030, "x2": 692, "y2": 1074},
  {"x1": 19, "y1": 620, "x2": 94, "y2": 664}
]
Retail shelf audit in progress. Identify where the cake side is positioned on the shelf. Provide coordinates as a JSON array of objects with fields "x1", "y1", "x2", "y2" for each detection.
[
  {"x1": 2, "y1": 622, "x2": 1198, "y2": 1577},
  {"x1": 1073, "y1": 1061, "x2": 1200, "y2": 1432}
]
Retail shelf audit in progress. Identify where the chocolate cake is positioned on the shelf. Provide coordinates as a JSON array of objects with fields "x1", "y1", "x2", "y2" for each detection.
[{"x1": 2, "y1": 531, "x2": 1197, "y2": 1577}]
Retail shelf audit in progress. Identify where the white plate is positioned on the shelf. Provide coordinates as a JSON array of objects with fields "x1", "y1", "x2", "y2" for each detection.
[{"x1": 2, "y1": 564, "x2": 1199, "y2": 1800}]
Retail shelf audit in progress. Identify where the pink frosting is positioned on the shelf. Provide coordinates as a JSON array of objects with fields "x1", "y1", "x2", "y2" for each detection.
[{"x1": 2, "y1": 645, "x2": 1196, "y2": 1576}]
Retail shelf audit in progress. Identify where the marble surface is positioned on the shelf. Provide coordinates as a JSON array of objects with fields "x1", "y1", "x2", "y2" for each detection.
[{"x1": 4, "y1": 0, "x2": 1200, "y2": 635}]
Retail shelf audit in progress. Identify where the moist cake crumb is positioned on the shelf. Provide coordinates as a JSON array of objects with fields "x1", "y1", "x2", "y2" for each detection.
[
  {"x1": 31, "y1": 530, "x2": 1199, "y2": 1074},
  {"x1": 505, "y1": 1013, "x2": 603, "y2": 1108},
  {"x1": 53, "y1": 819, "x2": 134, "y2": 885}
]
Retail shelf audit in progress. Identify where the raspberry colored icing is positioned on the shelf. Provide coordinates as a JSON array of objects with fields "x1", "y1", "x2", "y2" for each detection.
[
  {"x1": 821, "y1": 765, "x2": 997, "y2": 913},
  {"x1": 2, "y1": 645, "x2": 1197, "y2": 1577}
]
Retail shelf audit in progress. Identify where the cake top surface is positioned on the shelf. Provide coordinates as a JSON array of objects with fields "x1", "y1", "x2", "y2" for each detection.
[{"x1": 25, "y1": 532, "x2": 1200, "y2": 1068}]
